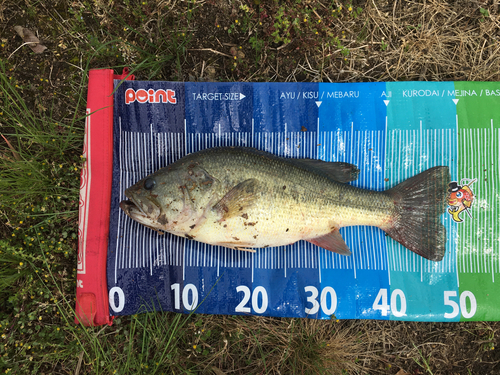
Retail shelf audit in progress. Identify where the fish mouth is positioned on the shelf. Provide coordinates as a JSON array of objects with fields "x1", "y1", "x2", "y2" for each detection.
[
  {"x1": 120, "y1": 192, "x2": 161, "y2": 221},
  {"x1": 119, "y1": 200, "x2": 144, "y2": 218}
]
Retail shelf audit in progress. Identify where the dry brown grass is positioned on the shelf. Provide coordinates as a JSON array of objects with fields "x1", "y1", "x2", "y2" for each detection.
[
  {"x1": 176, "y1": 0, "x2": 500, "y2": 83},
  {"x1": 184, "y1": 315, "x2": 379, "y2": 374},
  {"x1": 179, "y1": 314, "x2": 500, "y2": 374},
  {"x1": 334, "y1": 0, "x2": 500, "y2": 82}
]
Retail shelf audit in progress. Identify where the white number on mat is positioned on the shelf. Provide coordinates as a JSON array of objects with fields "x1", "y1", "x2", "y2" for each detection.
[
  {"x1": 373, "y1": 289, "x2": 407, "y2": 317},
  {"x1": 252, "y1": 286, "x2": 268, "y2": 314},
  {"x1": 444, "y1": 291, "x2": 459, "y2": 319},
  {"x1": 235, "y1": 286, "x2": 269, "y2": 314},
  {"x1": 171, "y1": 283, "x2": 199, "y2": 311},
  {"x1": 460, "y1": 291, "x2": 477, "y2": 319},
  {"x1": 109, "y1": 286, "x2": 125, "y2": 313},
  {"x1": 304, "y1": 286, "x2": 320, "y2": 315},
  {"x1": 444, "y1": 291, "x2": 477, "y2": 319},
  {"x1": 304, "y1": 286, "x2": 338, "y2": 316},
  {"x1": 235, "y1": 286, "x2": 251, "y2": 313}
]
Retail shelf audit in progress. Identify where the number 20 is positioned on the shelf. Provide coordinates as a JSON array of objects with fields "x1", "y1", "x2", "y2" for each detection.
[{"x1": 235, "y1": 286, "x2": 268, "y2": 314}]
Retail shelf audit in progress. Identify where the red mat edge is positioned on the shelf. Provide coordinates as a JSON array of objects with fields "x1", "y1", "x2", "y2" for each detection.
[{"x1": 75, "y1": 68, "x2": 134, "y2": 326}]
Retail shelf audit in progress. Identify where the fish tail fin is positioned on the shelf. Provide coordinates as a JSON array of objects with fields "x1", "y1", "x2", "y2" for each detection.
[{"x1": 385, "y1": 166, "x2": 450, "y2": 261}]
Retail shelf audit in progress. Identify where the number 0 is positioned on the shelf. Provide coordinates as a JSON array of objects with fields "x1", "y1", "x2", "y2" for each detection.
[
  {"x1": 320, "y1": 287, "x2": 337, "y2": 316},
  {"x1": 460, "y1": 291, "x2": 477, "y2": 319},
  {"x1": 182, "y1": 284, "x2": 198, "y2": 311},
  {"x1": 109, "y1": 286, "x2": 125, "y2": 313},
  {"x1": 252, "y1": 286, "x2": 268, "y2": 314}
]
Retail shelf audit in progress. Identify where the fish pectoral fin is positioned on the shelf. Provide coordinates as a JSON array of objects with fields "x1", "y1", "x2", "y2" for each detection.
[
  {"x1": 306, "y1": 229, "x2": 351, "y2": 256},
  {"x1": 290, "y1": 159, "x2": 360, "y2": 183},
  {"x1": 212, "y1": 179, "x2": 260, "y2": 220}
]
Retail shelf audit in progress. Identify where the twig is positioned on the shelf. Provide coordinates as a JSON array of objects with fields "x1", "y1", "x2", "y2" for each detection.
[
  {"x1": 188, "y1": 48, "x2": 231, "y2": 58},
  {"x1": 64, "y1": 61, "x2": 85, "y2": 71},
  {"x1": 74, "y1": 351, "x2": 84, "y2": 375},
  {"x1": 7, "y1": 41, "x2": 40, "y2": 59},
  {"x1": 49, "y1": 64, "x2": 55, "y2": 88},
  {"x1": 200, "y1": 60, "x2": 205, "y2": 79},
  {"x1": 277, "y1": 41, "x2": 292, "y2": 51},
  {"x1": 1, "y1": 134, "x2": 21, "y2": 161}
]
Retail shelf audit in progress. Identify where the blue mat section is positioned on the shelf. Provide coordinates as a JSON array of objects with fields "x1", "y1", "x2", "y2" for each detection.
[{"x1": 107, "y1": 81, "x2": 460, "y2": 320}]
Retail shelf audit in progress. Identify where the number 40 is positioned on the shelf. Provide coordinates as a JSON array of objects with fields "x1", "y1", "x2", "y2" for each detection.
[{"x1": 372, "y1": 288, "x2": 407, "y2": 317}]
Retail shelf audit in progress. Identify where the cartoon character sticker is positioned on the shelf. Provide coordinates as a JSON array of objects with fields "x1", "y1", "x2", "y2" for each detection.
[{"x1": 447, "y1": 179, "x2": 476, "y2": 223}]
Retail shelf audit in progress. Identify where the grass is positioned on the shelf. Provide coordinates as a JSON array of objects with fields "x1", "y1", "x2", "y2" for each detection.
[{"x1": 1, "y1": 0, "x2": 500, "y2": 374}]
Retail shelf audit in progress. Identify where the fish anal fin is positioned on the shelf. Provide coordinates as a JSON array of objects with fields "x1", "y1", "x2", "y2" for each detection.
[
  {"x1": 306, "y1": 229, "x2": 351, "y2": 256},
  {"x1": 213, "y1": 179, "x2": 259, "y2": 220}
]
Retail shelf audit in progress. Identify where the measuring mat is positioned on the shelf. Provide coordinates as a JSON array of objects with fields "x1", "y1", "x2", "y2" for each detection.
[{"x1": 75, "y1": 69, "x2": 500, "y2": 326}]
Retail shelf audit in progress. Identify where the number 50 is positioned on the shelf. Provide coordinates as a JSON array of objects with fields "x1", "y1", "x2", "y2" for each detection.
[{"x1": 444, "y1": 291, "x2": 477, "y2": 319}]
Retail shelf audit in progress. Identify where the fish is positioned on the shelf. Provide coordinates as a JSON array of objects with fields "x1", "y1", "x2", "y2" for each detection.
[{"x1": 120, "y1": 147, "x2": 450, "y2": 262}]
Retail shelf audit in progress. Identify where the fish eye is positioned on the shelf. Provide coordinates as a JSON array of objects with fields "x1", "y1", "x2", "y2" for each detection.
[
  {"x1": 456, "y1": 191, "x2": 463, "y2": 198},
  {"x1": 144, "y1": 178, "x2": 156, "y2": 190}
]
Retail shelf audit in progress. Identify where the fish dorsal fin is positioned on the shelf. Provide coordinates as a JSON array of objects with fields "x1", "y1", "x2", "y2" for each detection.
[
  {"x1": 290, "y1": 159, "x2": 359, "y2": 183},
  {"x1": 220, "y1": 148, "x2": 359, "y2": 183},
  {"x1": 213, "y1": 179, "x2": 259, "y2": 220},
  {"x1": 306, "y1": 229, "x2": 351, "y2": 255}
]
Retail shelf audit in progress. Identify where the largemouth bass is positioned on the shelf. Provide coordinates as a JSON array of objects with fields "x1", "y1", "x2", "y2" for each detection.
[{"x1": 120, "y1": 147, "x2": 450, "y2": 261}]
